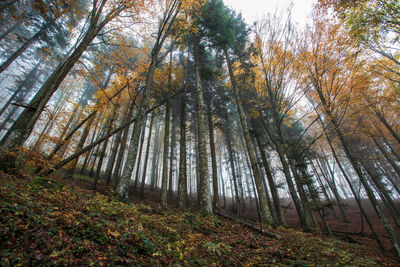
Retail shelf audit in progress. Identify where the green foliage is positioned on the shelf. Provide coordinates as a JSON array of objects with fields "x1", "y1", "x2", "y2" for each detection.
[
  {"x1": 29, "y1": 176, "x2": 62, "y2": 191},
  {"x1": 202, "y1": 241, "x2": 232, "y2": 256}
]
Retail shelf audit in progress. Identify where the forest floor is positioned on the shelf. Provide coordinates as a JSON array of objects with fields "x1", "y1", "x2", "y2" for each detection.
[{"x1": 1, "y1": 170, "x2": 399, "y2": 266}]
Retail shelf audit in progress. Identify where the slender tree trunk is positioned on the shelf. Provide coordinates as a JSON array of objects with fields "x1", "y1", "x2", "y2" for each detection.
[
  {"x1": 324, "y1": 132, "x2": 385, "y2": 250},
  {"x1": 117, "y1": 47, "x2": 159, "y2": 201},
  {"x1": 224, "y1": 128, "x2": 241, "y2": 217},
  {"x1": 80, "y1": 117, "x2": 101, "y2": 174},
  {"x1": 235, "y1": 151, "x2": 247, "y2": 215},
  {"x1": 315, "y1": 158, "x2": 339, "y2": 218},
  {"x1": 150, "y1": 117, "x2": 161, "y2": 191},
  {"x1": 133, "y1": 116, "x2": 147, "y2": 190},
  {"x1": 104, "y1": 130, "x2": 121, "y2": 185},
  {"x1": 0, "y1": 60, "x2": 41, "y2": 132},
  {"x1": 359, "y1": 159, "x2": 400, "y2": 219},
  {"x1": 140, "y1": 111, "x2": 154, "y2": 197},
  {"x1": 224, "y1": 50, "x2": 274, "y2": 226},
  {"x1": 67, "y1": 115, "x2": 97, "y2": 177},
  {"x1": 168, "y1": 111, "x2": 177, "y2": 199},
  {"x1": 105, "y1": 111, "x2": 126, "y2": 186},
  {"x1": 112, "y1": 105, "x2": 134, "y2": 189},
  {"x1": 0, "y1": 20, "x2": 104, "y2": 168},
  {"x1": 177, "y1": 91, "x2": 188, "y2": 209},
  {"x1": 0, "y1": 22, "x2": 49, "y2": 75},
  {"x1": 93, "y1": 109, "x2": 116, "y2": 189},
  {"x1": 374, "y1": 111, "x2": 400, "y2": 146},
  {"x1": 218, "y1": 152, "x2": 226, "y2": 209},
  {"x1": 0, "y1": 23, "x2": 17, "y2": 42},
  {"x1": 206, "y1": 96, "x2": 219, "y2": 210},
  {"x1": 327, "y1": 106, "x2": 400, "y2": 256},
  {"x1": 289, "y1": 159, "x2": 315, "y2": 230},
  {"x1": 32, "y1": 87, "x2": 70, "y2": 152},
  {"x1": 372, "y1": 135, "x2": 400, "y2": 178},
  {"x1": 321, "y1": 157, "x2": 349, "y2": 222},
  {"x1": 262, "y1": 118, "x2": 310, "y2": 231},
  {"x1": 161, "y1": 102, "x2": 170, "y2": 209},
  {"x1": 0, "y1": 61, "x2": 41, "y2": 117},
  {"x1": 255, "y1": 134, "x2": 286, "y2": 226}
]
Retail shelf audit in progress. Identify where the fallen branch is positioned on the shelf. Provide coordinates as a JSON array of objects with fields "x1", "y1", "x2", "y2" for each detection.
[{"x1": 214, "y1": 210, "x2": 282, "y2": 239}]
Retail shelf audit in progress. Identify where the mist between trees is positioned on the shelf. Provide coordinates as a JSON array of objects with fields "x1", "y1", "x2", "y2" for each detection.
[{"x1": 0, "y1": 0, "x2": 400, "y2": 258}]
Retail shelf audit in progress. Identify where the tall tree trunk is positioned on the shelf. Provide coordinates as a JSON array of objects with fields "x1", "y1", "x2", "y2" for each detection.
[
  {"x1": 325, "y1": 103, "x2": 400, "y2": 256},
  {"x1": 374, "y1": 111, "x2": 400, "y2": 146},
  {"x1": 0, "y1": 22, "x2": 49, "y2": 74},
  {"x1": 224, "y1": 50, "x2": 274, "y2": 226},
  {"x1": 133, "y1": 116, "x2": 147, "y2": 190},
  {"x1": 193, "y1": 36, "x2": 212, "y2": 214},
  {"x1": 80, "y1": 117, "x2": 101, "y2": 174},
  {"x1": 0, "y1": 23, "x2": 17, "y2": 42},
  {"x1": 206, "y1": 96, "x2": 219, "y2": 210},
  {"x1": 105, "y1": 110, "x2": 128, "y2": 186},
  {"x1": 140, "y1": 112, "x2": 155, "y2": 197},
  {"x1": 117, "y1": 46, "x2": 159, "y2": 201},
  {"x1": 224, "y1": 127, "x2": 241, "y2": 217},
  {"x1": 67, "y1": 114, "x2": 97, "y2": 177},
  {"x1": 93, "y1": 109, "x2": 116, "y2": 189},
  {"x1": 235, "y1": 151, "x2": 247, "y2": 215},
  {"x1": 315, "y1": 158, "x2": 339, "y2": 218},
  {"x1": 289, "y1": 159, "x2": 315, "y2": 230},
  {"x1": 150, "y1": 117, "x2": 161, "y2": 191},
  {"x1": 372, "y1": 134, "x2": 400, "y2": 178},
  {"x1": 168, "y1": 111, "x2": 177, "y2": 199},
  {"x1": 177, "y1": 91, "x2": 188, "y2": 209},
  {"x1": 218, "y1": 152, "x2": 227, "y2": 209},
  {"x1": 261, "y1": 118, "x2": 310, "y2": 231},
  {"x1": 360, "y1": 159, "x2": 400, "y2": 219},
  {"x1": 324, "y1": 131, "x2": 385, "y2": 250},
  {"x1": 112, "y1": 104, "x2": 135, "y2": 189},
  {"x1": 161, "y1": 102, "x2": 170, "y2": 209},
  {"x1": 255, "y1": 134, "x2": 286, "y2": 226},
  {"x1": 320, "y1": 157, "x2": 349, "y2": 222},
  {"x1": 0, "y1": 2, "x2": 122, "y2": 170},
  {"x1": 0, "y1": 61, "x2": 41, "y2": 118}
]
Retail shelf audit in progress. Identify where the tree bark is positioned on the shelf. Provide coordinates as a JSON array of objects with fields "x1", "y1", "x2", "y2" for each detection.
[
  {"x1": 193, "y1": 35, "x2": 212, "y2": 214},
  {"x1": 111, "y1": 104, "x2": 134, "y2": 189},
  {"x1": 321, "y1": 92, "x2": 400, "y2": 256},
  {"x1": 133, "y1": 115, "x2": 147, "y2": 190},
  {"x1": 168, "y1": 111, "x2": 177, "y2": 199},
  {"x1": 224, "y1": 127, "x2": 241, "y2": 217},
  {"x1": 0, "y1": 23, "x2": 17, "y2": 42},
  {"x1": 93, "y1": 109, "x2": 116, "y2": 189},
  {"x1": 255, "y1": 134, "x2": 286, "y2": 226},
  {"x1": 161, "y1": 101, "x2": 170, "y2": 209},
  {"x1": 140, "y1": 111, "x2": 155, "y2": 197},
  {"x1": 0, "y1": 2, "x2": 127, "y2": 168},
  {"x1": 206, "y1": 96, "x2": 219, "y2": 210},
  {"x1": 177, "y1": 91, "x2": 188, "y2": 209},
  {"x1": 224, "y1": 50, "x2": 274, "y2": 227},
  {"x1": 150, "y1": 117, "x2": 161, "y2": 191},
  {"x1": 0, "y1": 22, "x2": 49, "y2": 75}
]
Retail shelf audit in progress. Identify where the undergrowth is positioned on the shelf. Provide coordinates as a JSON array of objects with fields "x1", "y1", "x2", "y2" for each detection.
[{"x1": 0, "y1": 171, "x2": 398, "y2": 266}]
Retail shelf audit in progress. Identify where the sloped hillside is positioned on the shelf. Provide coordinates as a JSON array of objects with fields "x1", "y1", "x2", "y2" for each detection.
[{"x1": 0, "y1": 172, "x2": 398, "y2": 266}]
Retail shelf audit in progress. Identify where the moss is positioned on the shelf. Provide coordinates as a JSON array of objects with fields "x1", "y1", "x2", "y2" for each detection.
[{"x1": 29, "y1": 176, "x2": 62, "y2": 191}]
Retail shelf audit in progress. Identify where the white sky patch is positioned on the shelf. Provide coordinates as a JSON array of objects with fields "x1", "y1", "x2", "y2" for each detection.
[{"x1": 223, "y1": 0, "x2": 315, "y2": 26}]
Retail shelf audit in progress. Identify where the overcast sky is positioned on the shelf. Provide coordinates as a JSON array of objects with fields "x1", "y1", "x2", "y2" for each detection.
[{"x1": 223, "y1": 0, "x2": 316, "y2": 26}]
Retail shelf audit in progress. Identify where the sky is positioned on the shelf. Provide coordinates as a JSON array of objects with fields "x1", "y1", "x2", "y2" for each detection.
[{"x1": 223, "y1": 0, "x2": 316, "y2": 26}]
